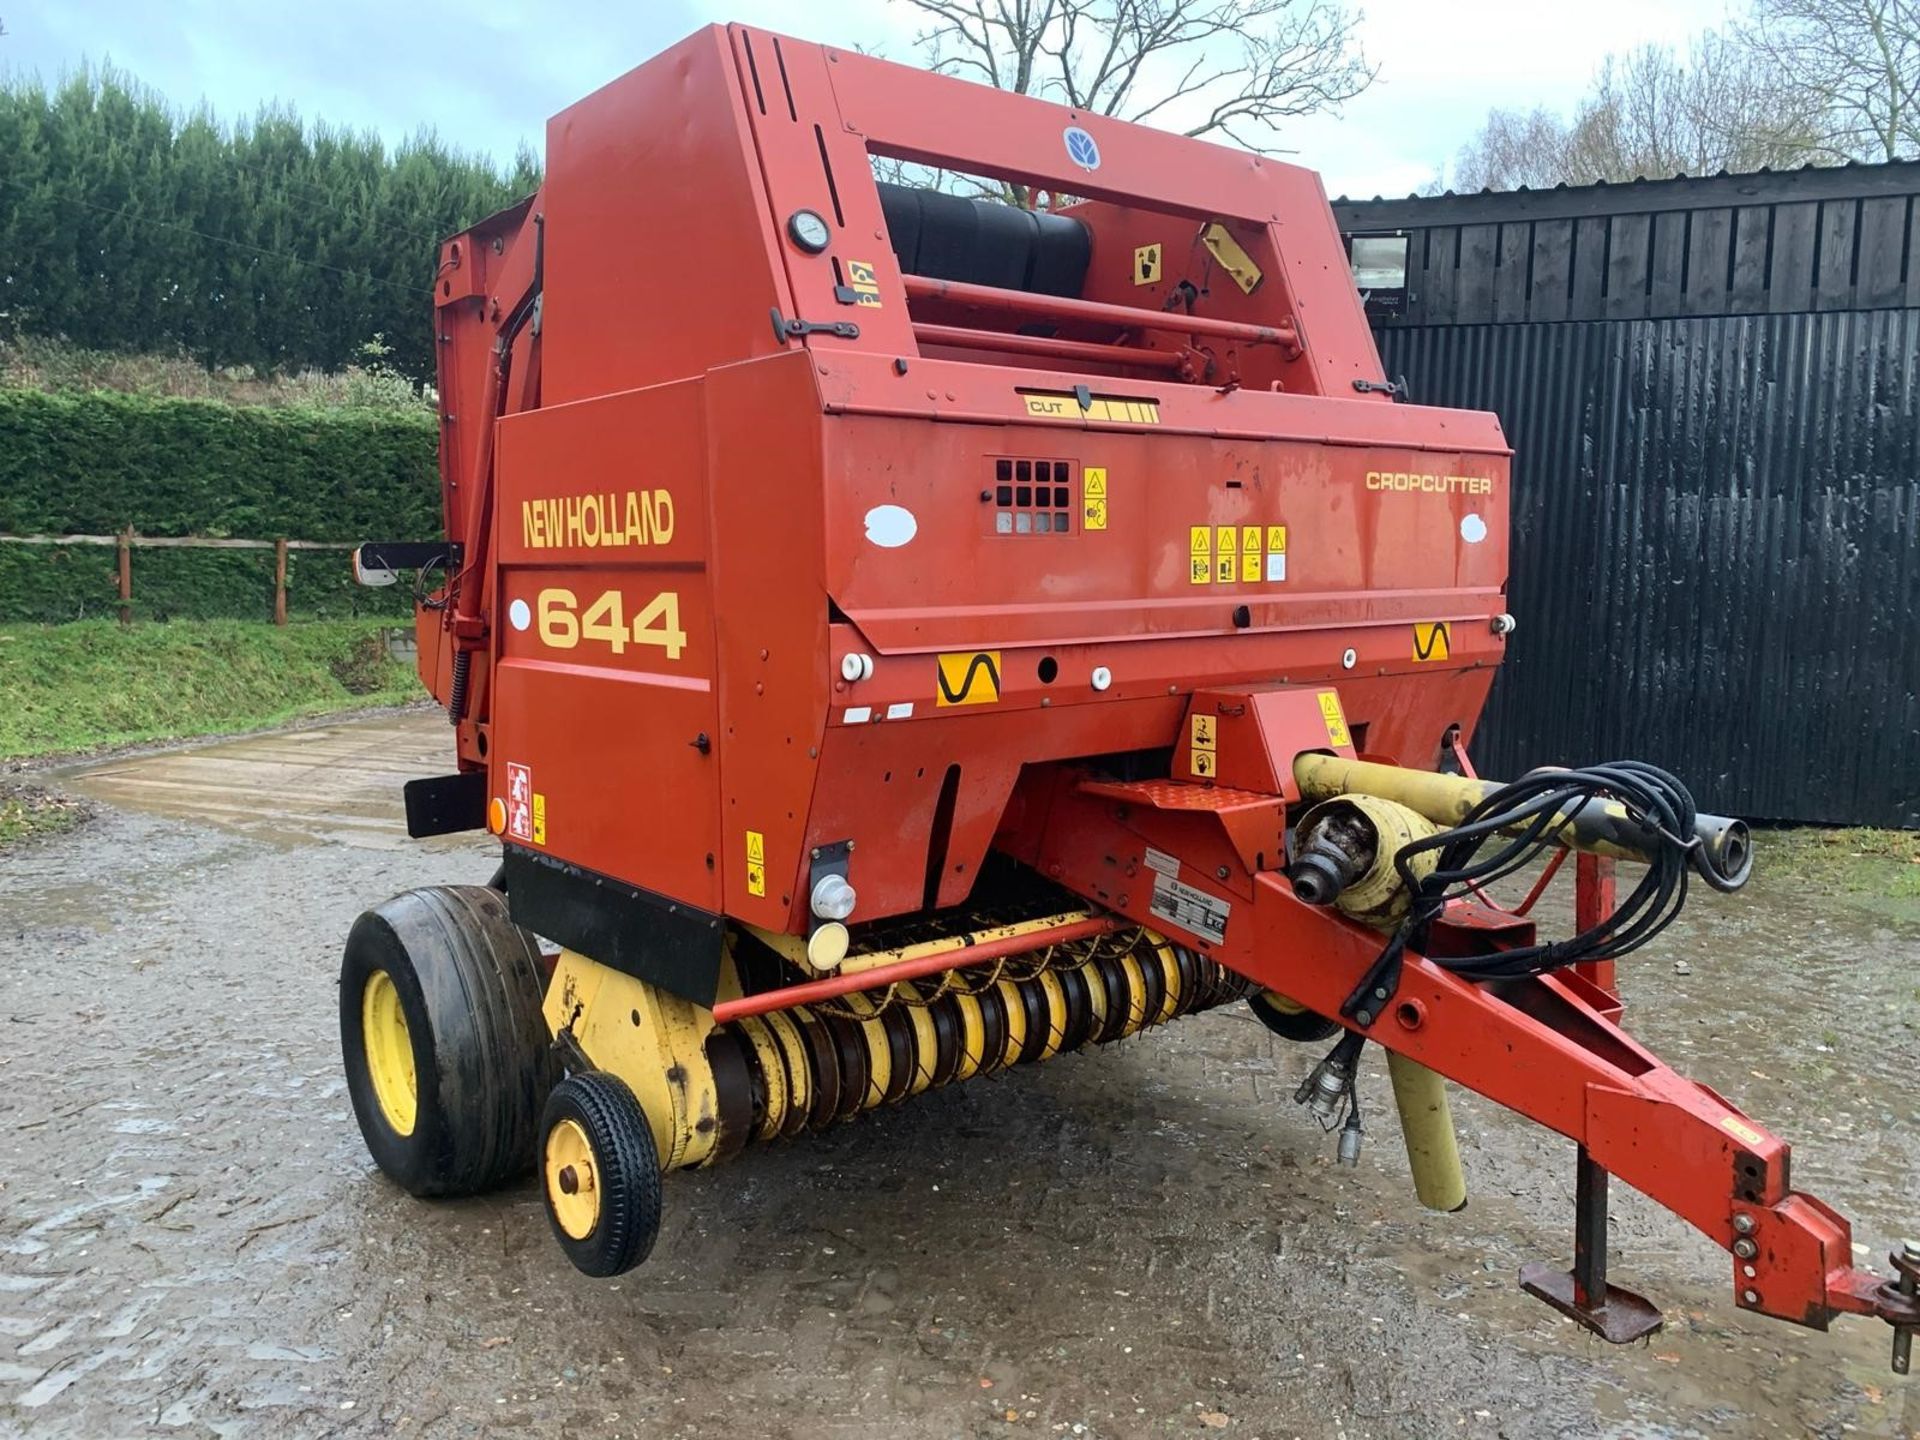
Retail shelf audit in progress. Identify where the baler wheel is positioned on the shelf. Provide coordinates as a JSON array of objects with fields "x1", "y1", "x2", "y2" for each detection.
[
  {"x1": 1247, "y1": 990, "x2": 1341, "y2": 1043},
  {"x1": 539, "y1": 1072, "x2": 663, "y2": 1278},
  {"x1": 340, "y1": 885, "x2": 556, "y2": 1197}
]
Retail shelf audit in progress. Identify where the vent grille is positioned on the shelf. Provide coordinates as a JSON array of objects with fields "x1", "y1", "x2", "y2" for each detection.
[{"x1": 991, "y1": 458, "x2": 1074, "y2": 535}]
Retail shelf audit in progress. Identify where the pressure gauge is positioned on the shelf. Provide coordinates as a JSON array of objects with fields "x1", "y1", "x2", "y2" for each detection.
[{"x1": 787, "y1": 209, "x2": 831, "y2": 254}]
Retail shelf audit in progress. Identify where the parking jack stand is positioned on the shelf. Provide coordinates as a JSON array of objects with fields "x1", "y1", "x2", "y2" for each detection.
[{"x1": 1520, "y1": 1146, "x2": 1665, "y2": 1342}]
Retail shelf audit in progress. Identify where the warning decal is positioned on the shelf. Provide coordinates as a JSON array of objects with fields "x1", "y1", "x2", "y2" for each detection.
[
  {"x1": 1317, "y1": 690, "x2": 1352, "y2": 748},
  {"x1": 1266, "y1": 525, "x2": 1288, "y2": 582},
  {"x1": 1150, "y1": 871, "x2": 1230, "y2": 944},
  {"x1": 746, "y1": 829, "x2": 767, "y2": 898},
  {"x1": 1215, "y1": 526, "x2": 1236, "y2": 583},
  {"x1": 1241, "y1": 525, "x2": 1261, "y2": 582},
  {"x1": 1189, "y1": 711, "x2": 1218, "y2": 779},
  {"x1": 1133, "y1": 243, "x2": 1162, "y2": 285},
  {"x1": 936, "y1": 650, "x2": 1002, "y2": 706},
  {"x1": 1189, "y1": 526, "x2": 1212, "y2": 584},
  {"x1": 846, "y1": 259, "x2": 882, "y2": 308},
  {"x1": 506, "y1": 762, "x2": 534, "y2": 842},
  {"x1": 532, "y1": 791, "x2": 548, "y2": 846},
  {"x1": 1083, "y1": 467, "x2": 1108, "y2": 531},
  {"x1": 1413, "y1": 621, "x2": 1452, "y2": 662}
]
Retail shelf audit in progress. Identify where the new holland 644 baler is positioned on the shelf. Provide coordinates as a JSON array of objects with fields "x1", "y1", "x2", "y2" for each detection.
[{"x1": 341, "y1": 23, "x2": 1917, "y2": 1368}]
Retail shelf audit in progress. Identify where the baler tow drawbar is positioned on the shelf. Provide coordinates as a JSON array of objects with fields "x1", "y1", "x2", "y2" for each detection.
[{"x1": 994, "y1": 691, "x2": 1920, "y2": 1370}]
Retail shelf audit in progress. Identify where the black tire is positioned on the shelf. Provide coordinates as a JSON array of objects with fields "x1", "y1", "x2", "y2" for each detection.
[
  {"x1": 1248, "y1": 990, "x2": 1341, "y2": 1043},
  {"x1": 539, "y1": 1072, "x2": 663, "y2": 1278},
  {"x1": 340, "y1": 884, "x2": 557, "y2": 1198}
]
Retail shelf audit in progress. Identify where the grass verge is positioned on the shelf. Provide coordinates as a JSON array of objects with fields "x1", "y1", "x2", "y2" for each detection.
[
  {"x1": 0, "y1": 619, "x2": 424, "y2": 760},
  {"x1": 1754, "y1": 826, "x2": 1920, "y2": 906},
  {"x1": 0, "y1": 784, "x2": 91, "y2": 847}
]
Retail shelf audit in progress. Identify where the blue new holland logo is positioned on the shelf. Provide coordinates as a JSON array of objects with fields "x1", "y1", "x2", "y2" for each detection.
[{"x1": 1063, "y1": 125, "x2": 1101, "y2": 172}]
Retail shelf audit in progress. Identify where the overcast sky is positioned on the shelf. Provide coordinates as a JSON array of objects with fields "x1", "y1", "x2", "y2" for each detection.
[{"x1": 4, "y1": 0, "x2": 1737, "y2": 198}]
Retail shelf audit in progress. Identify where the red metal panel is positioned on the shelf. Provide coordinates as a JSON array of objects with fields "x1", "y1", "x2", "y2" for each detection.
[
  {"x1": 819, "y1": 408, "x2": 1508, "y2": 654},
  {"x1": 727, "y1": 30, "x2": 919, "y2": 360},
  {"x1": 487, "y1": 380, "x2": 720, "y2": 909},
  {"x1": 1176, "y1": 687, "x2": 1359, "y2": 792},
  {"x1": 705, "y1": 353, "x2": 832, "y2": 930},
  {"x1": 541, "y1": 28, "x2": 793, "y2": 405}
]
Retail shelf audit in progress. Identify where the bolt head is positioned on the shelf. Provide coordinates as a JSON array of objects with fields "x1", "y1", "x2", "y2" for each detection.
[
  {"x1": 1903, "y1": 1239, "x2": 1920, "y2": 1261},
  {"x1": 1742, "y1": 1288, "x2": 1760, "y2": 1305},
  {"x1": 1732, "y1": 1238, "x2": 1758, "y2": 1259},
  {"x1": 1732, "y1": 1213, "x2": 1756, "y2": 1235}
]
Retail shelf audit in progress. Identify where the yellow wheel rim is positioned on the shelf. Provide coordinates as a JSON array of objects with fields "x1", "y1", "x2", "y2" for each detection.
[
  {"x1": 361, "y1": 970, "x2": 417, "y2": 1136},
  {"x1": 545, "y1": 1117, "x2": 601, "y2": 1240}
]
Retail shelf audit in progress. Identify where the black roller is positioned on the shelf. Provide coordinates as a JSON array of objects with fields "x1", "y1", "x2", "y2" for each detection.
[{"x1": 877, "y1": 182, "x2": 1091, "y2": 297}]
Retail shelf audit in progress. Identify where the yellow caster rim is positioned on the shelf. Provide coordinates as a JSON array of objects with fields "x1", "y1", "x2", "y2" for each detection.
[
  {"x1": 361, "y1": 970, "x2": 417, "y2": 1136},
  {"x1": 545, "y1": 1117, "x2": 601, "y2": 1240}
]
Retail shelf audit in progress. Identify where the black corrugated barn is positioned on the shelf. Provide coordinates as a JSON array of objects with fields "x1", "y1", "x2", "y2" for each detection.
[{"x1": 1336, "y1": 163, "x2": 1920, "y2": 827}]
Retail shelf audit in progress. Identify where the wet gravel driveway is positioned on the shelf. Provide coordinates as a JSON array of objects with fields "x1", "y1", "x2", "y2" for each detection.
[{"x1": 2, "y1": 712, "x2": 1916, "y2": 1438}]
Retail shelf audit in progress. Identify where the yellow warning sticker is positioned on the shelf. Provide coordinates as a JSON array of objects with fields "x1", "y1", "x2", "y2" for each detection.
[
  {"x1": 936, "y1": 650, "x2": 1001, "y2": 706},
  {"x1": 1083, "y1": 467, "x2": 1108, "y2": 531},
  {"x1": 1317, "y1": 691, "x2": 1351, "y2": 748},
  {"x1": 1720, "y1": 1114, "x2": 1766, "y2": 1149},
  {"x1": 1023, "y1": 392, "x2": 1161, "y2": 425},
  {"x1": 1189, "y1": 712, "x2": 1218, "y2": 780},
  {"x1": 746, "y1": 829, "x2": 767, "y2": 897},
  {"x1": 1266, "y1": 524, "x2": 1288, "y2": 582},
  {"x1": 846, "y1": 259, "x2": 882, "y2": 308},
  {"x1": 1133, "y1": 243, "x2": 1162, "y2": 286},
  {"x1": 1413, "y1": 621, "x2": 1452, "y2": 662},
  {"x1": 1240, "y1": 526, "x2": 1261, "y2": 582},
  {"x1": 1189, "y1": 525, "x2": 1212, "y2": 585},
  {"x1": 532, "y1": 792, "x2": 547, "y2": 846},
  {"x1": 1215, "y1": 526, "x2": 1237, "y2": 583}
]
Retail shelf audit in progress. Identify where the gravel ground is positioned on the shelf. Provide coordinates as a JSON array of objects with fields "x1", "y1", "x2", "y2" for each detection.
[{"x1": 0, "y1": 713, "x2": 1915, "y2": 1439}]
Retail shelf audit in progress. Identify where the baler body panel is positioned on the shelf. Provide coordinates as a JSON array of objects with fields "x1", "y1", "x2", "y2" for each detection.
[{"x1": 447, "y1": 25, "x2": 1513, "y2": 939}]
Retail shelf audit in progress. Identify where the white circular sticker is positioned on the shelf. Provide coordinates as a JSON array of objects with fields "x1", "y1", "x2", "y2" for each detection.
[
  {"x1": 508, "y1": 598, "x2": 532, "y2": 630},
  {"x1": 1460, "y1": 513, "x2": 1488, "y2": 544},
  {"x1": 863, "y1": 504, "x2": 918, "y2": 548}
]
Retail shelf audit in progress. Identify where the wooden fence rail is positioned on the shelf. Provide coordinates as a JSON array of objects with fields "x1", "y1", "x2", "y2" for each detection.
[{"x1": 0, "y1": 531, "x2": 360, "y2": 625}]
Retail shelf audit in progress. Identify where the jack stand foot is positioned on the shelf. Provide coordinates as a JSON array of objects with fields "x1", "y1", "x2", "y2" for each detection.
[{"x1": 1520, "y1": 1147, "x2": 1664, "y2": 1344}]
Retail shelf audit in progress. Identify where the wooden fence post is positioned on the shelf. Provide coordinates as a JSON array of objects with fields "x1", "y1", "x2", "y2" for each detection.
[
  {"x1": 118, "y1": 526, "x2": 133, "y2": 626},
  {"x1": 274, "y1": 539, "x2": 289, "y2": 626}
]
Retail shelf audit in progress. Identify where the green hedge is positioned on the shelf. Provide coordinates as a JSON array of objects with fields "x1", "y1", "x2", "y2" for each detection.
[
  {"x1": 0, "y1": 543, "x2": 411, "y2": 622},
  {"x1": 0, "y1": 389, "x2": 437, "y2": 621}
]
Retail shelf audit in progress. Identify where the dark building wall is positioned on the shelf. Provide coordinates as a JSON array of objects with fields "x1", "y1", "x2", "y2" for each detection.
[{"x1": 1340, "y1": 166, "x2": 1920, "y2": 827}]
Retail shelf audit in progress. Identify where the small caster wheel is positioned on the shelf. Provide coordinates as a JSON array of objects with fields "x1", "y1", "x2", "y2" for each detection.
[
  {"x1": 540, "y1": 1071, "x2": 663, "y2": 1278},
  {"x1": 1248, "y1": 990, "x2": 1340, "y2": 1043}
]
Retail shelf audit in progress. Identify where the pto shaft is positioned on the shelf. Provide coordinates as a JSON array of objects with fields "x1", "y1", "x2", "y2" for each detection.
[{"x1": 1292, "y1": 754, "x2": 1751, "y2": 883}]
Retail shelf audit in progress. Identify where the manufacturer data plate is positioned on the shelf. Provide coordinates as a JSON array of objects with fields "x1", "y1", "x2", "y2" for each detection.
[{"x1": 1149, "y1": 871, "x2": 1230, "y2": 944}]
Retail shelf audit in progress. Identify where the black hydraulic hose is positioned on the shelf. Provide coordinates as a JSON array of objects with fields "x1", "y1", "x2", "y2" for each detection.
[{"x1": 1340, "y1": 761, "x2": 1734, "y2": 1023}]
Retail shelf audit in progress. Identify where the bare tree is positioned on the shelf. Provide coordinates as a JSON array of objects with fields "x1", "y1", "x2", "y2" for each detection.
[
  {"x1": 1441, "y1": 107, "x2": 1575, "y2": 193},
  {"x1": 1565, "y1": 35, "x2": 1832, "y2": 179},
  {"x1": 1745, "y1": 0, "x2": 1920, "y2": 160},
  {"x1": 899, "y1": 0, "x2": 1373, "y2": 177},
  {"x1": 1438, "y1": 31, "x2": 1833, "y2": 193}
]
